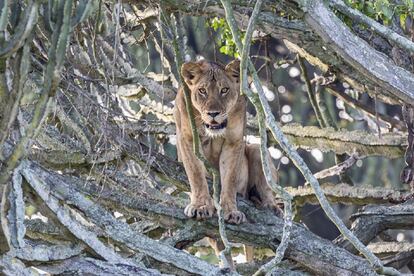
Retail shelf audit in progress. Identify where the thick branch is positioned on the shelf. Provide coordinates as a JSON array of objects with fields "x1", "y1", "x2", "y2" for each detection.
[
  {"x1": 300, "y1": 0, "x2": 414, "y2": 105},
  {"x1": 287, "y1": 183, "x2": 412, "y2": 207},
  {"x1": 24, "y1": 162, "x2": 379, "y2": 275},
  {"x1": 330, "y1": 0, "x2": 414, "y2": 56},
  {"x1": 37, "y1": 256, "x2": 162, "y2": 276},
  {"x1": 335, "y1": 202, "x2": 414, "y2": 254},
  {"x1": 123, "y1": 121, "x2": 406, "y2": 158},
  {"x1": 21, "y1": 161, "x2": 230, "y2": 276}
]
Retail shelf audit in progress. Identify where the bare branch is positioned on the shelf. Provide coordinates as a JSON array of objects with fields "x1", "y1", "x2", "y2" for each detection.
[
  {"x1": 312, "y1": 153, "x2": 358, "y2": 181},
  {"x1": 0, "y1": 254, "x2": 33, "y2": 276},
  {"x1": 330, "y1": 0, "x2": 414, "y2": 55},
  {"x1": 21, "y1": 161, "x2": 231, "y2": 276},
  {"x1": 21, "y1": 165, "x2": 136, "y2": 265},
  {"x1": 335, "y1": 202, "x2": 414, "y2": 254},
  {"x1": 300, "y1": 0, "x2": 414, "y2": 106},
  {"x1": 37, "y1": 256, "x2": 162, "y2": 276},
  {"x1": 287, "y1": 183, "x2": 412, "y2": 206},
  {"x1": 368, "y1": 242, "x2": 414, "y2": 256}
]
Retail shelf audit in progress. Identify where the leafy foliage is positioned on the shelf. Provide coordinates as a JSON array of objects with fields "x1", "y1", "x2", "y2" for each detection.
[
  {"x1": 207, "y1": 17, "x2": 245, "y2": 58},
  {"x1": 345, "y1": 0, "x2": 414, "y2": 27}
]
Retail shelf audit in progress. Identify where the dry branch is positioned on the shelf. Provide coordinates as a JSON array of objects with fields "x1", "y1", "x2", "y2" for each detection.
[
  {"x1": 368, "y1": 242, "x2": 414, "y2": 256},
  {"x1": 37, "y1": 256, "x2": 162, "y2": 276},
  {"x1": 122, "y1": 120, "x2": 406, "y2": 158},
  {"x1": 335, "y1": 201, "x2": 414, "y2": 255},
  {"x1": 20, "y1": 161, "x2": 379, "y2": 275},
  {"x1": 278, "y1": 124, "x2": 405, "y2": 158},
  {"x1": 287, "y1": 184, "x2": 412, "y2": 207},
  {"x1": 21, "y1": 161, "x2": 231, "y2": 276},
  {"x1": 312, "y1": 153, "x2": 358, "y2": 180},
  {"x1": 15, "y1": 242, "x2": 86, "y2": 262},
  {"x1": 0, "y1": 254, "x2": 33, "y2": 276},
  {"x1": 21, "y1": 165, "x2": 136, "y2": 266},
  {"x1": 300, "y1": 0, "x2": 414, "y2": 105}
]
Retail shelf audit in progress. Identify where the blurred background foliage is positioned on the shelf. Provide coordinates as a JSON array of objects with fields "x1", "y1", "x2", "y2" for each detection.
[{"x1": 343, "y1": 0, "x2": 413, "y2": 26}]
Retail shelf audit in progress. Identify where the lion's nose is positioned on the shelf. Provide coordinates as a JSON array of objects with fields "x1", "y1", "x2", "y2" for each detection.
[{"x1": 207, "y1": 111, "x2": 220, "y2": 118}]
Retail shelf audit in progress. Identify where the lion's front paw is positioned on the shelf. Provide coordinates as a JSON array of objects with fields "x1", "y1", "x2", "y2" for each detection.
[
  {"x1": 184, "y1": 202, "x2": 215, "y2": 220},
  {"x1": 224, "y1": 210, "x2": 246, "y2": 224},
  {"x1": 257, "y1": 200, "x2": 283, "y2": 218},
  {"x1": 262, "y1": 201, "x2": 284, "y2": 218}
]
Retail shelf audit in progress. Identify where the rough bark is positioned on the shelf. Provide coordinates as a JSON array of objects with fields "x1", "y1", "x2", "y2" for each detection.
[
  {"x1": 335, "y1": 201, "x2": 414, "y2": 254},
  {"x1": 20, "y1": 160, "x2": 379, "y2": 275}
]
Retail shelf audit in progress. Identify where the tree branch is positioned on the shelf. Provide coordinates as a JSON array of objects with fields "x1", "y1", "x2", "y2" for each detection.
[
  {"x1": 300, "y1": 0, "x2": 414, "y2": 106},
  {"x1": 21, "y1": 161, "x2": 231, "y2": 276},
  {"x1": 330, "y1": 0, "x2": 414, "y2": 56},
  {"x1": 22, "y1": 161, "x2": 380, "y2": 275},
  {"x1": 335, "y1": 201, "x2": 414, "y2": 254},
  {"x1": 287, "y1": 183, "x2": 412, "y2": 207}
]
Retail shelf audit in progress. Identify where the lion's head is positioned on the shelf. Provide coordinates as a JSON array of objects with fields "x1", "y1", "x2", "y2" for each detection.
[{"x1": 181, "y1": 60, "x2": 240, "y2": 137}]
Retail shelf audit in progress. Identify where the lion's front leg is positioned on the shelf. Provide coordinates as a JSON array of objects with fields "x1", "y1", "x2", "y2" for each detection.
[
  {"x1": 178, "y1": 137, "x2": 215, "y2": 219},
  {"x1": 219, "y1": 142, "x2": 248, "y2": 224}
]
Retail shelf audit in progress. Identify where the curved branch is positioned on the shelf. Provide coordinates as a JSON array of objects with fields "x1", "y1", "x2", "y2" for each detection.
[
  {"x1": 330, "y1": 0, "x2": 414, "y2": 56},
  {"x1": 335, "y1": 202, "x2": 414, "y2": 254},
  {"x1": 300, "y1": 0, "x2": 414, "y2": 105}
]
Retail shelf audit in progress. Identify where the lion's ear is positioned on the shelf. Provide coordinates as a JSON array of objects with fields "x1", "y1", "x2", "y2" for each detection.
[
  {"x1": 225, "y1": 60, "x2": 240, "y2": 83},
  {"x1": 181, "y1": 62, "x2": 203, "y2": 86}
]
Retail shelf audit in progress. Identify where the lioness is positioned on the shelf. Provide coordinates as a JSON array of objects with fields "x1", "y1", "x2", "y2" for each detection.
[{"x1": 174, "y1": 59, "x2": 281, "y2": 225}]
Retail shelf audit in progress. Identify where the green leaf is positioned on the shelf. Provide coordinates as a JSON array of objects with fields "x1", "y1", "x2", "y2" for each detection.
[{"x1": 400, "y1": 13, "x2": 408, "y2": 30}]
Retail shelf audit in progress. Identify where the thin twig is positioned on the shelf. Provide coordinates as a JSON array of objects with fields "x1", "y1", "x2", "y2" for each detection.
[
  {"x1": 374, "y1": 94, "x2": 382, "y2": 139},
  {"x1": 299, "y1": 57, "x2": 352, "y2": 184},
  {"x1": 312, "y1": 153, "x2": 359, "y2": 181},
  {"x1": 324, "y1": 86, "x2": 405, "y2": 130},
  {"x1": 298, "y1": 56, "x2": 326, "y2": 127}
]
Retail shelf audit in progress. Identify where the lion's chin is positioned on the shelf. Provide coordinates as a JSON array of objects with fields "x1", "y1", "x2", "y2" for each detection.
[{"x1": 204, "y1": 119, "x2": 227, "y2": 138}]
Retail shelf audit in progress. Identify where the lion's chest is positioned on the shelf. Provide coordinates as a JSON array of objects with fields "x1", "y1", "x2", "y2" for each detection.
[{"x1": 201, "y1": 136, "x2": 224, "y2": 169}]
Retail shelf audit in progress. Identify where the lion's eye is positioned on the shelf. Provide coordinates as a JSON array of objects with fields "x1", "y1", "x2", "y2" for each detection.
[
  {"x1": 220, "y1": 87, "x2": 229, "y2": 95},
  {"x1": 198, "y1": 88, "x2": 207, "y2": 96}
]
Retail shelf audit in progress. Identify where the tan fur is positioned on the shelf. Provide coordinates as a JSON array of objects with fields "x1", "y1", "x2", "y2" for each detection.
[{"x1": 174, "y1": 60, "x2": 282, "y2": 225}]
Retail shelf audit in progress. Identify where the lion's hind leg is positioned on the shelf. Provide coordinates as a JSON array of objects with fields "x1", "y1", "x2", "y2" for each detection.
[{"x1": 245, "y1": 144, "x2": 283, "y2": 217}]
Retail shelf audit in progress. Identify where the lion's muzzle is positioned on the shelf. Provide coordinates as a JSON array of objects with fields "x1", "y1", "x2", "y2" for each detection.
[
  {"x1": 204, "y1": 119, "x2": 228, "y2": 137},
  {"x1": 204, "y1": 119, "x2": 227, "y2": 130}
]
